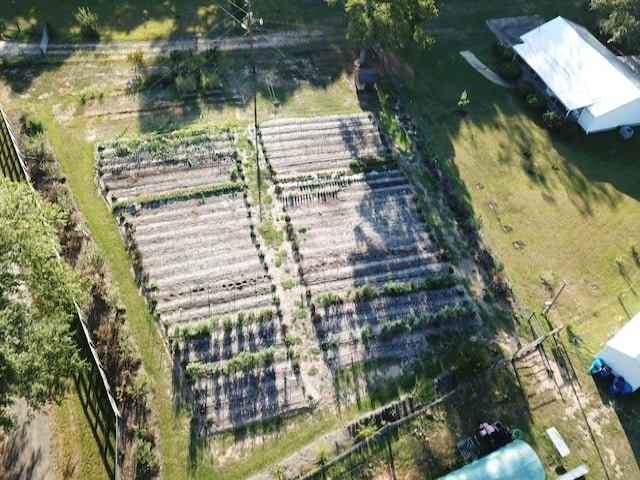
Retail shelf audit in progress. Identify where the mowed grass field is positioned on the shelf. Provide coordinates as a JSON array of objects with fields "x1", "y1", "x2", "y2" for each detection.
[
  {"x1": 396, "y1": 0, "x2": 640, "y2": 346},
  {"x1": 388, "y1": 0, "x2": 640, "y2": 476},
  {"x1": 2, "y1": 0, "x2": 640, "y2": 478}
]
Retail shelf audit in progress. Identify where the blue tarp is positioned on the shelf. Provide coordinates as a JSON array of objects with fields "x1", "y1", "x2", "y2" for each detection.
[{"x1": 436, "y1": 440, "x2": 545, "y2": 480}]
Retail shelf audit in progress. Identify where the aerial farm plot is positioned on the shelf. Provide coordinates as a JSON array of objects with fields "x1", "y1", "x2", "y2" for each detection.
[
  {"x1": 259, "y1": 113, "x2": 478, "y2": 393},
  {"x1": 97, "y1": 127, "x2": 310, "y2": 432},
  {"x1": 96, "y1": 113, "x2": 478, "y2": 432}
]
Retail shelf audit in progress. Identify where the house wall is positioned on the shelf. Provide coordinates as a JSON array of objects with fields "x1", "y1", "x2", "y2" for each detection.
[{"x1": 578, "y1": 98, "x2": 640, "y2": 133}]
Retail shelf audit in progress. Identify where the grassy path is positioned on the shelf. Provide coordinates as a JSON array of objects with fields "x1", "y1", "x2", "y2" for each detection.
[{"x1": 40, "y1": 107, "x2": 201, "y2": 478}]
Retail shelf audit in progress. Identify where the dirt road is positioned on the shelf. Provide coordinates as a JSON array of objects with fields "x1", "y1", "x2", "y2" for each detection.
[
  {"x1": 0, "y1": 28, "x2": 344, "y2": 59},
  {"x1": 0, "y1": 401, "x2": 52, "y2": 480}
]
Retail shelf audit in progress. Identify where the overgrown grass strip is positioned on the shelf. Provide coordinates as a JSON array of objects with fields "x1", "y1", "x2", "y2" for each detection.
[
  {"x1": 113, "y1": 181, "x2": 246, "y2": 211},
  {"x1": 348, "y1": 155, "x2": 397, "y2": 173}
]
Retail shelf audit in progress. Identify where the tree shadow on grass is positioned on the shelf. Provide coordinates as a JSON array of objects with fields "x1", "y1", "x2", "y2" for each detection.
[
  {"x1": 188, "y1": 415, "x2": 208, "y2": 472},
  {"x1": 73, "y1": 368, "x2": 116, "y2": 479}
]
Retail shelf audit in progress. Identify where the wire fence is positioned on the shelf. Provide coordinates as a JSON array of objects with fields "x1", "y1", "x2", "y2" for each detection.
[
  {"x1": 0, "y1": 102, "x2": 123, "y2": 480},
  {"x1": 0, "y1": 105, "x2": 29, "y2": 182}
]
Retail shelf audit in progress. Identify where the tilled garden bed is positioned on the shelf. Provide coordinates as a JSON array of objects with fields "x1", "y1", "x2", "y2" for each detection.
[{"x1": 96, "y1": 113, "x2": 480, "y2": 433}]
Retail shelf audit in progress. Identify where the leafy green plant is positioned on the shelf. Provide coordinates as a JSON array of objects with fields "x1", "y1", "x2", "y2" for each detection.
[
  {"x1": 256, "y1": 308, "x2": 275, "y2": 323},
  {"x1": 275, "y1": 250, "x2": 288, "y2": 268},
  {"x1": 222, "y1": 316, "x2": 234, "y2": 333},
  {"x1": 558, "y1": 121, "x2": 581, "y2": 139},
  {"x1": 185, "y1": 362, "x2": 208, "y2": 382},
  {"x1": 352, "y1": 283, "x2": 378, "y2": 303},
  {"x1": 173, "y1": 318, "x2": 215, "y2": 339},
  {"x1": 74, "y1": 6, "x2": 99, "y2": 40},
  {"x1": 285, "y1": 334, "x2": 303, "y2": 347},
  {"x1": 421, "y1": 273, "x2": 458, "y2": 290},
  {"x1": 355, "y1": 418, "x2": 378, "y2": 442},
  {"x1": 454, "y1": 340, "x2": 491, "y2": 380},
  {"x1": 492, "y1": 41, "x2": 514, "y2": 61},
  {"x1": 315, "y1": 291, "x2": 343, "y2": 307},
  {"x1": 378, "y1": 319, "x2": 412, "y2": 340},
  {"x1": 542, "y1": 110, "x2": 564, "y2": 131},
  {"x1": 382, "y1": 281, "x2": 415, "y2": 296},
  {"x1": 498, "y1": 62, "x2": 521, "y2": 80},
  {"x1": 515, "y1": 80, "x2": 535, "y2": 99},
  {"x1": 24, "y1": 114, "x2": 45, "y2": 136},
  {"x1": 293, "y1": 308, "x2": 307, "y2": 319},
  {"x1": 457, "y1": 89, "x2": 470, "y2": 114},
  {"x1": 349, "y1": 156, "x2": 397, "y2": 173},
  {"x1": 127, "y1": 50, "x2": 144, "y2": 67},
  {"x1": 315, "y1": 439, "x2": 330, "y2": 464},
  {"x1": 292, "y1": 358, "x2": 301, "y2": 373},
  {"x1": 360, "y1": 323, "x2": 372, "y2": 342},
  {"x1": 135, "y1": 437, "x2": 160, "y2": 478},
  {"x1": 201, "y1": 70, "x2": 222, "y2": 90},
  {"x1": 175, "y1": 73, "x2": 198, "y2": 94},
  {"x1": 525, "y1": 92, "x2": 546, "y2": 111},
  {"x1": 258, "y1": 221, "x2": 284, "y2": 248}
]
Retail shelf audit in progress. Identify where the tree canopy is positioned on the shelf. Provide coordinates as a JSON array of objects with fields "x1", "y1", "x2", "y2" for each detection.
[
  {"x1": 0, "y1": 179, "x2": 84, "y2": 433},
  {"x1": 327, "y1": 0, "x2": 438, "y2": 52},
  {"x1": 590, "y1": 0, "x2": 640, "y2": 53}
]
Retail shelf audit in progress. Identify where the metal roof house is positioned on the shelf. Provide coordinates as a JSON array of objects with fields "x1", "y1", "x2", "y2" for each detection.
[
  {"x1": 513, "y1": 16, "x2": 640, "y2": 134},
  {"x1": 597, "y1": 311, "x2": 640, "y2": 392}
]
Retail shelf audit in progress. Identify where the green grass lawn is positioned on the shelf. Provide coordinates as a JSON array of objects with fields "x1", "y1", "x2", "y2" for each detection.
[
  {"x1": 396, "y1": 0, "x2": 640, "y2": 350},
  {"x1": 50, "y1": 385, "x2": 110, "y2": 480}
]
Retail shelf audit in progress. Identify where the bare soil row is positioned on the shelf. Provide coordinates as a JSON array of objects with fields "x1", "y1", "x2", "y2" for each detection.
[
  {"x1": 260, "y1": 112, "x2": 386, "y2": 179},
  {"x1": 191, "y1": 361, "x2": 311, "y2": 434},
  {"x1": 126, "y1": 195, "x2": 273, "y2": 325}
]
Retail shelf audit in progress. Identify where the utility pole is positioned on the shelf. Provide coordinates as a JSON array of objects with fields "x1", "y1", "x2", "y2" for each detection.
[
  {"x1": 243, "y1": 1, "x2": 263, "y2": 220},
  {"x1": 541, "y1": 279, "x2": 567, "y2": 317}
]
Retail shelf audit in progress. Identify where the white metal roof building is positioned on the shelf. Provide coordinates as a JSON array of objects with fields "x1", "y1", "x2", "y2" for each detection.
[
  {"x1": 513, "y1": 16, "x2": 640, "y2": 134},
  {"x1": 598, "y1": 312, "x2": 640, "y2": 391}
]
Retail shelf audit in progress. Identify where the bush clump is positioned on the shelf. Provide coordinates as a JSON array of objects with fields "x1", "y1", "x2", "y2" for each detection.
[
  {"x1": 24, "y1": 114, "x2": 45, "y2": 136},
  {"x1": 558, "y1": 121, "x2": 581, "y2": 139},
  {"x1": 175, "y1": 73, "x2": 198, "y2": 94},
  {"x1": 492, "y1": 41, "x2": 515, "y2": 61},
  {"x1": 498, "y1": 62, "x2": 521, "y2": 81},
  {"x1": 74, "y1": 6, "x2": 99, "y2": 40},
  {"x1": 542, "y1": 110, "x2": 564, "y2": 131},
  {"x1": 515, "y1": 80, "x2": 535, "y2": 99},
  {"x1": 525, "y1": 92, "x2": 546, "y2": 111},
  {"x1": 315, "y1": 291, "x2": 343, "y2": 308},
  {"x1": 352, "y1": 283, "x2": 379, "y2": 303}
]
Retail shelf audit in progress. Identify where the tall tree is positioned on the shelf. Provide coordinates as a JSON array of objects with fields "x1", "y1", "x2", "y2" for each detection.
[
  {"x1": 327, "y1": 0, "x2": 438, "y2": 53},
  {"x1": 590, "y1": 0, "x2": 640, "y2": 53},
  {"x1": 0, "y1": 179, "x2": 84, "y2": 433}
]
